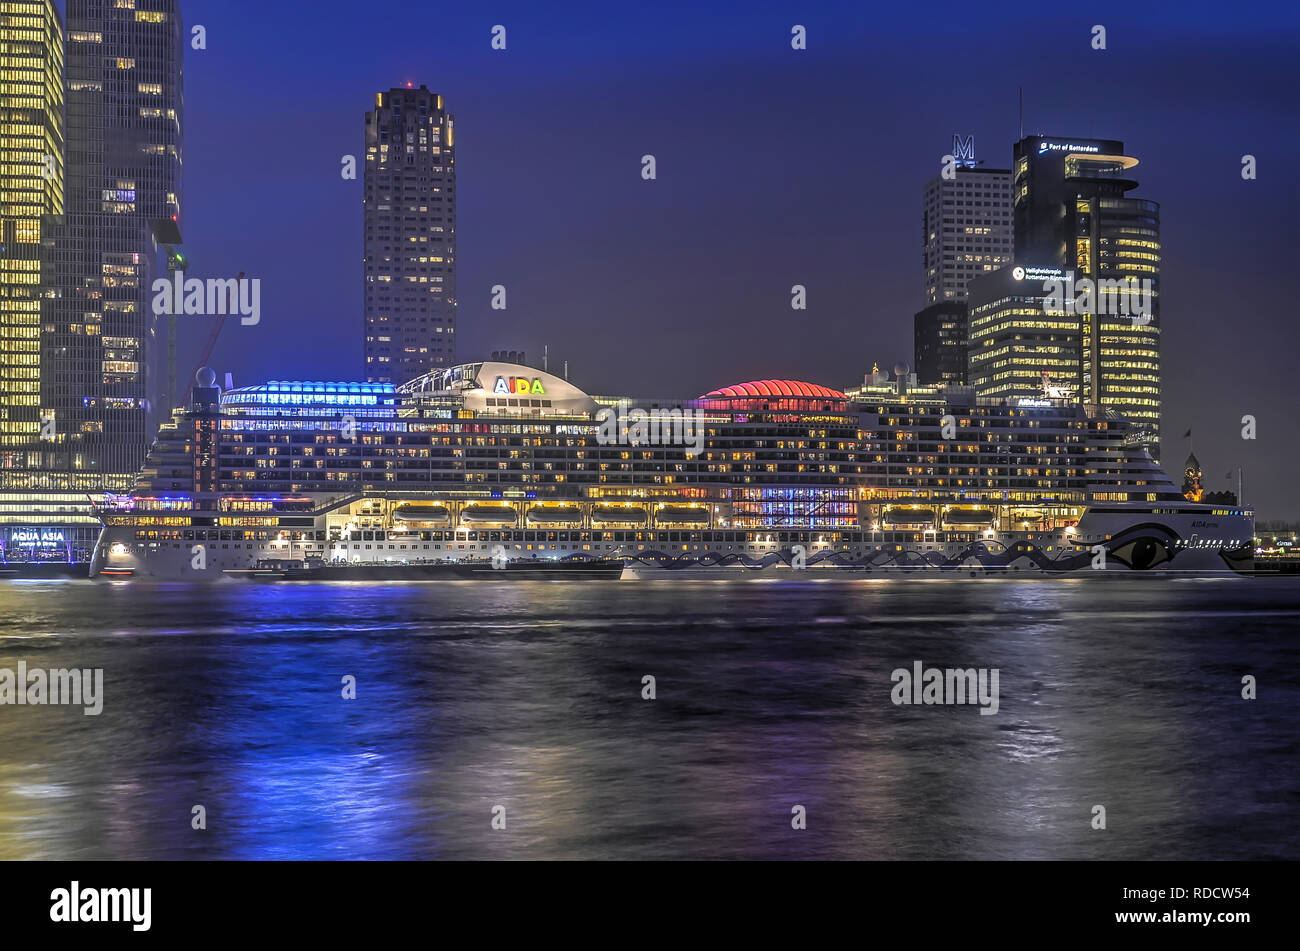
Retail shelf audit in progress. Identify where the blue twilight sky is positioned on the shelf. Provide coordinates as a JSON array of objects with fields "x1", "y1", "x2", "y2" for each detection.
[{"x1": 69, "y1": 0, "x2": 1300, "y2": 514}]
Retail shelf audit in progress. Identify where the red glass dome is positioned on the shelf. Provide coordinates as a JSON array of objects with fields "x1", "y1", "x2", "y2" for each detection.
[{"x1": 702, "y1": 380, "x2": 846, "y2": 400}]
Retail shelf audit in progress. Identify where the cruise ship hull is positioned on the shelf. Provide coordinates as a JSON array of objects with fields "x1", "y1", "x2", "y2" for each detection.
[{"x1": 89, "y1": 501, "x2": 1252, "y2": 580}]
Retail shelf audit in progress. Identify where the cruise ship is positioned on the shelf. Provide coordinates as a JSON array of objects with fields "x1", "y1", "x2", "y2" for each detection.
[{"x1": 88, "y1": 361, "x2": 1253, "y2": 579}]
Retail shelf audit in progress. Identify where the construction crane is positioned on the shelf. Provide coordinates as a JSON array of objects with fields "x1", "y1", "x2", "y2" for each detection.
[
  {"x1": 156, "y1": 218, "x2": 185, "y2": 414},
  {"x1": 178, "y1": 271, "x2": 240, "y2": 408}
]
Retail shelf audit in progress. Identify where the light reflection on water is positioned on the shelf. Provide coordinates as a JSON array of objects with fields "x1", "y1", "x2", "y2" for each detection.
[{"x1": 0, "y1": 577, "x2": 1297, "y2": 859}]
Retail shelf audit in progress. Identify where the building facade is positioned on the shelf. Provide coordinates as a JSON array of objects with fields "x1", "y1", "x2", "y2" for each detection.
[
  {"x1": 0, "y1": 0, "x2": 63, "y2": 461},
  {"x1": 0, "y1": 0, "x2": 182, "y2": 564},
  {"x1": 922, "y1": 165, "x2": 1013, "y2": 305},
  {"x1": 967, "y1": 265, "x2": 1082, "y2": 405},
  {"x1": 1012, "y1": 135, "x2": 1161, "y2": 455},
  {"x1": 0, "y1": 0, "x2": 81, "y2": 562},
  {"x1": 363, "y1": 85, "x2": 456, "y2": 384},
  {"x1": 913, "y1": 301, "x2": 968, "y2": 386},
  {"x1": 43, "y1": 0, "x2": 184, "y2": 483}
]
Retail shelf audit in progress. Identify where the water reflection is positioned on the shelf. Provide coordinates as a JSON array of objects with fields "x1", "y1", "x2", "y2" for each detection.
[{"x1": 0, "y1": 578, "x2": 1295, "y2": 859}]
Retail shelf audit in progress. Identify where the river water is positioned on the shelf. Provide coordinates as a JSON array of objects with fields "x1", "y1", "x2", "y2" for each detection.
[{"x1": 0, "y1": 576, "x2": 1296, "y2": 859}]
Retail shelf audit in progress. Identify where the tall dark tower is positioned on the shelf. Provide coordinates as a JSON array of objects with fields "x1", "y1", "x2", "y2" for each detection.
[
  {"x1": 913, "y1": 301, "x2": 968, "y2": 386},
  {"x1": 1012, "y1": 135, "x2": 1161, "y2": 457},
  {"x1": 363, "y1": 85, "x2": 457, "y2": 384},
  {"x1": 43, "y1": 0, "x2": 185, "y2": 487}
]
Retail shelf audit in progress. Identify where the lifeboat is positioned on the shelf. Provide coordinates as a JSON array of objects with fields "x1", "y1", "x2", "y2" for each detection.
[
  {"x1": 942, "y1": 508, "x2": 995, "y2": 525},
  {"x1": 526, "y1": 505, "x2": 583, "y2": 525},
  {"x1": 655, "y1": 504, "x2": 711, "y2": 525},
  {"x1": 459, "y1": 504, "x2": 519, "y2": 525},
  {"x1": 883, "y1": 507, "x2": 935, "y2": 525},
  {"x1": 1009, "y1": 511, "x2": 1045, "y2": 524},
  {"x1": 592, "y1": 504, "x2": 647, "y2": 525},
  {"x1": 391, "y1": 504, "x2": 451, "y2": 526}
]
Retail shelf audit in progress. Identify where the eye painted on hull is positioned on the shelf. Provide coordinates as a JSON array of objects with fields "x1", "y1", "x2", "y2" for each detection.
[{"x1": 1109, "y1": 538, "x2": 1172, "y2": 570}]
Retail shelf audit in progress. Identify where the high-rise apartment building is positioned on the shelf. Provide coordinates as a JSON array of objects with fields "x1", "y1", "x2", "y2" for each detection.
[
  {"x1": 922, "y1": 164, "x2": 1014, "y2": 305},
  {"x1": 1012, "y1": 135, "x2": 1160, "y2": 455},
  {"x1": 363, "y1": 85, "x2": 456, "y2": 384}
]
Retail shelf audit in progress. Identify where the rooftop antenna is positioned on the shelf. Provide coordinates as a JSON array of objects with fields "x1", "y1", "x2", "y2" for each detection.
[
  {"x1": 1018, "y1": 86, "x2": 1023, "y2": 139},
  {"x1": 563, "y1": 360, "x2": 569, "y2": 381},
  {"x1": 543, "y1": 345, "x2": 549, "y2": 373}
]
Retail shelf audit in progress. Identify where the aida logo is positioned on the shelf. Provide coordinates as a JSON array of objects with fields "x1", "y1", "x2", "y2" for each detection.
[{"x1": 494, "y1": 376, "x2": 546, "y2": 396}]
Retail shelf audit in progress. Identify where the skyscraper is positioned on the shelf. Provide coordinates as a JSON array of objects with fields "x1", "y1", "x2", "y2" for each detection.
[
  {"x1": 363, "y1": 85, "x2": 456, "y2": 384},
  {"x1": 43, "y1": 0, "x2": 184, "y2": 485},
  {"x1": 1012, "y1": 135, "x2": 1161, "y2": 455},
  {"x1": 916, "y1": 142, "x2": 1013, "y2": 392},
  {"x1": 0, "y1": 0, "x2": 63, "y2": 457},
  {"x1": 0, "y1": 0, "x2": 182, "y2": 563},
  {"x1": 922, "y1": 162, "x2": 1013, "y2": 305}
]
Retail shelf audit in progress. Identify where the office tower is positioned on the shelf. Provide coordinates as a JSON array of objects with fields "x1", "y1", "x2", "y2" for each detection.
[
  {"x1": 363, "y1": 84, "x2": 456, "y2": 384},
  {"x1": 0, "y1": 0, "x2": 63, "y2": 457},
  {"x1": 922, "y1": 162, "x2": 1013, "y2": 305},
  {"x1": 913, "y1": 301, "x2": 968, "y2": 386},
  {"x1": 0, "y1": 0, "x2": 84, "y2": 563},
  {"x1": 0, "y1": 0, "x2": 182, "y2": 564},
  {"x1": 42, "y1": 0, "x2": 184, "y2": 486},
  {"x1": 967, "y1": 265, "x2": 1083, "y2": 404},
  {"x1": 1012, "y1": 135, "x2": 1161, "y2": 455}
]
